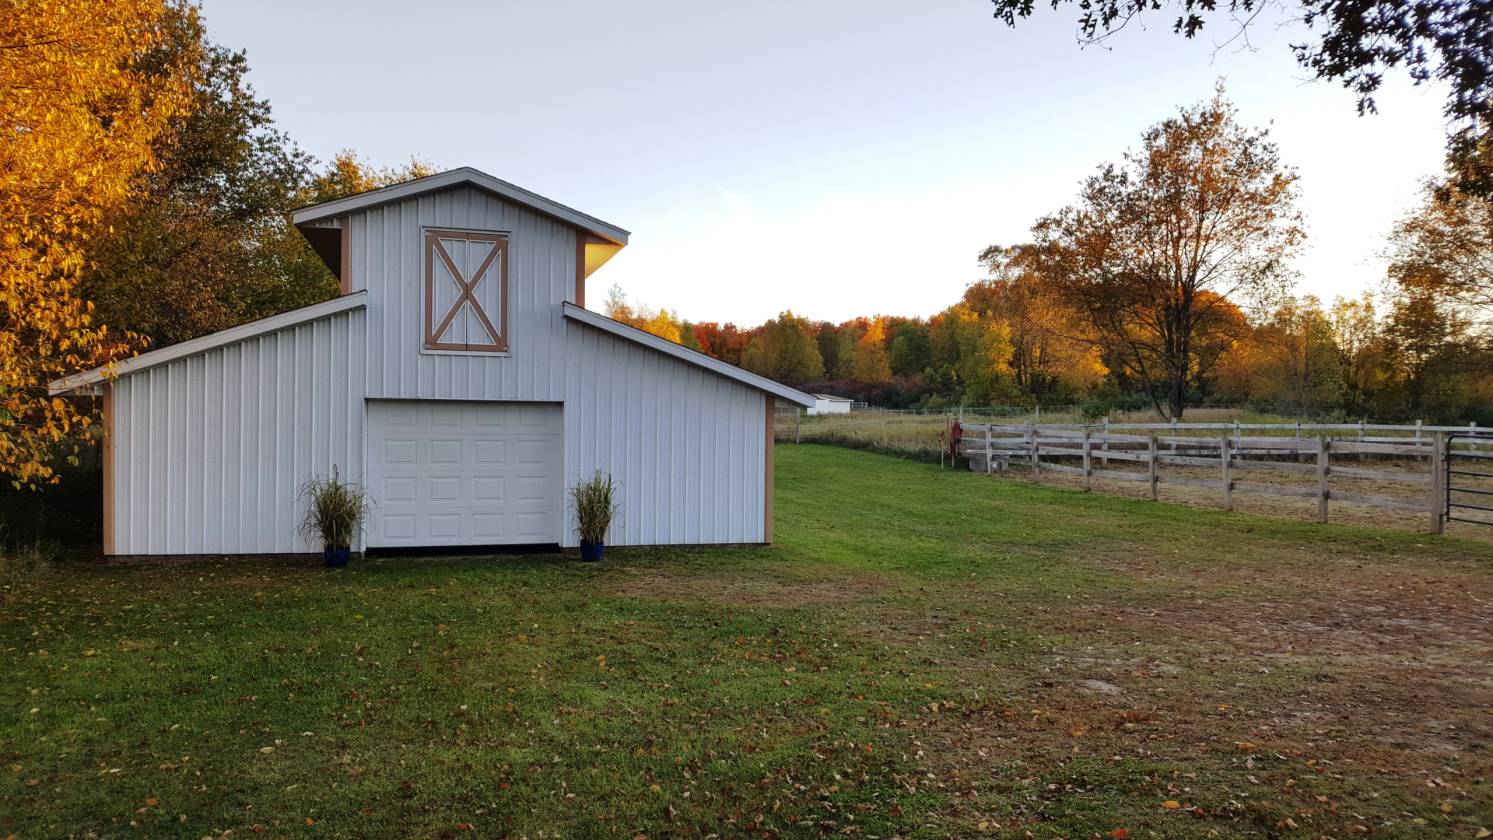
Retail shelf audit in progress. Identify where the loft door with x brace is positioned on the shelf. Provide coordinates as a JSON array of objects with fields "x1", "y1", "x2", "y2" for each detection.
[{"x1": 424, "y1": 228, "x2": 508, "y2": 352}]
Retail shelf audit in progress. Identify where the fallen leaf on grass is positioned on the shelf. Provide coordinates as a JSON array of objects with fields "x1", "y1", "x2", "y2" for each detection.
[{"x1": 1162, "y1": 800, "x2": 1181, "y2": 810}]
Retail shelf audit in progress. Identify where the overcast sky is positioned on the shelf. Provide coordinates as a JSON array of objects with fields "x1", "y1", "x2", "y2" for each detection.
[{"x1": 204, "y1": 0, "x2": 1450, "y2": 324}]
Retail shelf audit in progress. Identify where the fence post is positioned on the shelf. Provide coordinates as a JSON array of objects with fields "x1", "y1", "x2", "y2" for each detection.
[
  {"x1": 795, "y1": 407, "x2": 802, "y2": 444},
  {"x1": 880, "y1": 409, "x2": 887, "y2": 448},
  {"x1": 1430, "y1": 432, "x2": 1446, "y2": 534},
  {"x1": 1147, "y1": 433, "x2": 1158, "y2": 501},
  {"x1": 1028, "y1": 422, "x2": 1039, "y2": 476},
  {"x1": 1102, "y1": 416, "x2": 1111, "y2": 467},
  {"x1": 1358, "y1": 417, "x2": 1366, "y2": 462},
  {"x1": 1220, "y1": 432, "x2": 1233, "y2": 512},
  {"x1": 1082, "y1": 428, "x2": 1092, "y2": 491},
  {"x1": 1316, "y1": 435, "x2": 1330, "y2": 524},
  {"x1": 985, "y1": 423, "x2": 993, "y2": 476}
]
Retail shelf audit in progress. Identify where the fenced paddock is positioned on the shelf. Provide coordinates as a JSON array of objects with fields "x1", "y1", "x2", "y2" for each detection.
[
  {"x1": 773, "y1": 405, "x2": 1355, "y2": 456},
  {"x1": 957, "y1": 421, "x2": 1493, "y2": 536}
]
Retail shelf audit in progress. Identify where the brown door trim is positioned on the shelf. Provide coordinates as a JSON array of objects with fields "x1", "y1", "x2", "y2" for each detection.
[
  {"x1": 339, "y1": 217, "x2": 352, "y2": 294},
  {"x1": 423, "y1": 228, "x2": 510, "y2": 352},
  {"x1": 102, "y1": 383, "x2": 115, "y2": 556},
  {"x1": 764, "y1": 396, "x2": 775, "y2": 544},
  {"x1": 574, "y1": 234, "x2": 587, "y2": 308}
]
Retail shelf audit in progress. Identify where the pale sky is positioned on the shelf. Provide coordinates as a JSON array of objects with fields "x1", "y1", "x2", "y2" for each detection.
[{"x1": 205, "y1": 0, "x2": 1450, "y2": 324}]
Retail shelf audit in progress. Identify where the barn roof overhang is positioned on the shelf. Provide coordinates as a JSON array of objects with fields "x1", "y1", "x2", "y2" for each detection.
[
  {"x1": 291, "y1": 167, "x2": 629, "y2": 289},
  {"x1": 291, "y1": 167, "x2": 630, "y2": 245}
]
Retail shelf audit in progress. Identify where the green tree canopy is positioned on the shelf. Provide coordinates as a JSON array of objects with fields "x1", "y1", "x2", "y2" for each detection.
[{"x1": 742, "y1": 312, "x2": 825, "y2": 384}]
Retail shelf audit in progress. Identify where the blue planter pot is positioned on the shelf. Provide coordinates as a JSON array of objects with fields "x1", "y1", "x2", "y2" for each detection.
[
  {"x1": 324, "y1": 545, "x2": 350, "y2": 568},
  {"x1": 579, "y1": 540, "x2": 604, "y2": 562}
]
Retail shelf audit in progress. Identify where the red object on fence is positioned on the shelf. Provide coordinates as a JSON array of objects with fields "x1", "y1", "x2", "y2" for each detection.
[{"x1": 947, "y1": 420, "x2": 962, "y2": 459}]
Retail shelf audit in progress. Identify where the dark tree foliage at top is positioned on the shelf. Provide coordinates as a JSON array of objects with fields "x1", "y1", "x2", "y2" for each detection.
[{"x1": 989, "y1": 0, "x2": 1493, "y2": 194}]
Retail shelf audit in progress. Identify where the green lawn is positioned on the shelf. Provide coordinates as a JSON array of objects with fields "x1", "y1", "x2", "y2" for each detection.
[{"x1": 3, "y1": 445, "x2": 1491, "y2": 838}]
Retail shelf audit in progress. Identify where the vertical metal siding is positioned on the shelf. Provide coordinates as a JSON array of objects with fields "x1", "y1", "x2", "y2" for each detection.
[
  {"x1": 561, "y1": 321, "x2": 767, "y2": 547},
  {"x1": 109, "y1": 309, "x2": 366, "y2": 555},
  {"x1": 348, "y1": 184, "x2": 768, "y2": 546},
  {"x1": 109, "y1": 184, "x2": 772, "y2": 553},
  {"x1": 350, "y1": 186, "x2": 577, "y2": 403}
]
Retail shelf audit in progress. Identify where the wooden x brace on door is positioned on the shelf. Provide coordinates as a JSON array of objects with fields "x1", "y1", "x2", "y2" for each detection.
[{"x1": 424, "y1": 229, "x2": 509, "y2": 351}]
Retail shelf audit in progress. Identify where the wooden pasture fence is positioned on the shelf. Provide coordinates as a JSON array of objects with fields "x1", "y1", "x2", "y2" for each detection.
[{"x1": 956, "y1": 421, "x2": 1493, "y2": 534}]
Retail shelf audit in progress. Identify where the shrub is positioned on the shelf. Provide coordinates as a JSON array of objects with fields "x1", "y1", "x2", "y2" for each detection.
[
  {"x1": 0, "y1": 525, "x2": 57, "y2": 586},
  {"x1": 1081, "y1": 392, "x2": 1151, "y2": 420},
  {"x1": 299, "y1": 467, "x2": 369, "y2": 548},
  {"x1": 570, "y1": 471, "x2": 619, "y2": 544}
]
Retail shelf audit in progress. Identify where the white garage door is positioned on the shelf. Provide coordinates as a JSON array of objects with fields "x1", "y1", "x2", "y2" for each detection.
[{"x1": 366, "y1": 401, "x2": 563, "y2": 548}]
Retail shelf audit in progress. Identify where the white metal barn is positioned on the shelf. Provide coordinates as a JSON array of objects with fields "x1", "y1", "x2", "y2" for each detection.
[
  {"x1": 809, "y1": 394, "x2": 853, "y2": 415},
  {"x1": 50, "y1": 168, "x2": 815, "y2": 556}
]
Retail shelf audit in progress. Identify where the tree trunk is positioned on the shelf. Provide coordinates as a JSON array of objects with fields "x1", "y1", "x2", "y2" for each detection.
[{"x1": 1170, "y1": 375, "x2": 1186, "y2": 420}]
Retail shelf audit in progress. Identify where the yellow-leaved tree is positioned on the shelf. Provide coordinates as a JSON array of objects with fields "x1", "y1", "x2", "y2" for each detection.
[{"x1": 0, "y1": 0, "x2": 191, "y2": 487}]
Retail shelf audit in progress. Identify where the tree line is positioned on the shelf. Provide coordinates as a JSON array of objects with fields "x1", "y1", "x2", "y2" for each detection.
[
  {"x1": 2, "y1": 1, "x2": 1490, "y2": 492},
  {"x1": 1, "y1": 1, "x2": 429, "y2": 487},
  {"x1": 609, "y1": 91, "x2": 1492, "y2": 423}
]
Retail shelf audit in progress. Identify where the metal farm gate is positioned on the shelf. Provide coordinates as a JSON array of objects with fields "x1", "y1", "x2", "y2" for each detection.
[{"x1": 1445, "y1": 433, "x2": 1493, "y2": 528}]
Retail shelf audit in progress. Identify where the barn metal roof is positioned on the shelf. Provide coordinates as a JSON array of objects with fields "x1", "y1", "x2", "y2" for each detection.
[
  {"x1": 562, "y1": 303, "x2": 816, "y2": 408},
  {"x1": 49, "y1": 292, "x2": 369, "y2": 395},
  {"x1": 290, "y1": 167, "x2": 630, "y2": 246}
]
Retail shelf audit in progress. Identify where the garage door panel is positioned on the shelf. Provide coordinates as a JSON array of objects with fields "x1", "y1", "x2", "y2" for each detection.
[
  {"x1": 514, "y1": 474, "x2": 550, "y2": 502},
  {"x1": 367, "y1": 401, "x2": 562, "y2": 548},
  {"x1": 474, "y1": 439, "x2": 506, "y2": 464},
  {"x1": 473, "y1": 404, "x2": 509, "y2": 427},
  {"x1": 428, "y1": 439, "x2": 462, "y2": 463},
  {"x1": 515, "y1": 438, "x2": 552, "y2": 464},
  {"x1": 473, "y1": 513, "x2": 504, "y2": 538},
  {"x1": 383, "y1": 477, "x2": 417, "y2": 503},
  {"x1": 384, "y1": 439, "x2": 417, "y2": 464},
  {"x1": 474, "y1": 476, "x2": 504, "y2": 501},
  {"x1": 384, "y1": 514, "x2": 416, "y2": 540},
  {"x1": 384, "y1": 403, "x2": 420, "y2": 426},
  {"x1": 428, "y1": 476, "x2": 461, "y2": 502},
  {"x1": 515, "y1": 512, "x2": 548, "y2": 539}
]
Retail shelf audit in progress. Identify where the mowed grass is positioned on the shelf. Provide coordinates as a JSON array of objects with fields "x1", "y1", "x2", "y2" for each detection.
[{"x1": 2, "y1": 445, "x2": 1491, "y2": 839}]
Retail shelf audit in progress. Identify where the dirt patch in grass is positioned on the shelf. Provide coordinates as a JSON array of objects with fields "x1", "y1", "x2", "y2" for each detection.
[
  {"x1": 889, "y1": 546, "x2": 1493, "y2": 837},
  {"x1": 1000, "y1": 457, "x2": 1493, "y2": 540}
]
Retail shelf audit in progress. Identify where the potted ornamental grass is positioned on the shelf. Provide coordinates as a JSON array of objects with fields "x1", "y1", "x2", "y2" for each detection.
[
  {"x1": 300, "y1": 467, "x2": 369, "y2": 568},
  {"x1": 570, "y1": 471, "x2": 619, "y2": 562}
]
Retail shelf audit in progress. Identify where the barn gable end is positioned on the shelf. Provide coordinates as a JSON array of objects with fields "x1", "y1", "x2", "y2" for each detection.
[{"x1": 52, "y1": 167, "x2": 813, "y2": 555}]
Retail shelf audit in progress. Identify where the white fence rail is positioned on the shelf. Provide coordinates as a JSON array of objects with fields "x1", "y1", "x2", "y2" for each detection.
[{"x1": 956, "y1": 421, "x2": 1493, "y2": 534}]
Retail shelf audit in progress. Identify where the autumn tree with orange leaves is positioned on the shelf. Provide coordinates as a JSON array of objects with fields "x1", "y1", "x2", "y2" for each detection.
[
  {"x1": 1, "y1": 0, "x2": 193, "y2": 487},
  {"x1": 970, "y1": 244, "x2": 1108, "y2": 402},
  {"x1": 1032, "y1": 89, "x2": 1302, "y2": 418}
]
